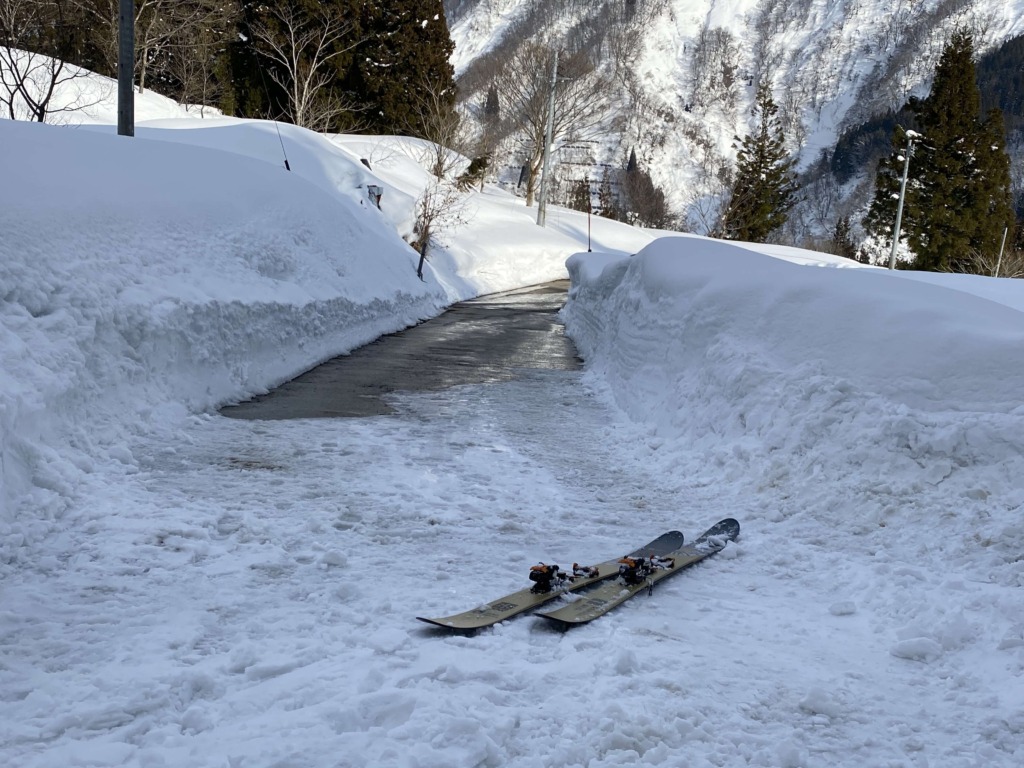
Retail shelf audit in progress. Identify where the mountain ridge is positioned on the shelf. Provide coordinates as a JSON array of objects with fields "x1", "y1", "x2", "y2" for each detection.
[{"x1": 445, "y1": 0, "x2": 1024, "y2": 242}]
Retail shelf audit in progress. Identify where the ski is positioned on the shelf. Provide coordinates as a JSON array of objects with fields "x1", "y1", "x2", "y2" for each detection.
[
  {"x1": 535, "y1": 518, "x2": 740, "y2": 628},
  {"x1": 417, "y1": 531, "x2": 685, "y2": 632}
]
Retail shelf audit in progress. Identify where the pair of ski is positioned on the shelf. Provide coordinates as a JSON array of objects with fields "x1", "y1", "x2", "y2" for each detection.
[{"x1": 417, "y1": 518, "x2": 739, "y2": 632}]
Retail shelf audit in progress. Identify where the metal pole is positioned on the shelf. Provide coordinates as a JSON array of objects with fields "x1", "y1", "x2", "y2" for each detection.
[
  {"x1": 537, "y1": 52, "x2": 559, "y2": 227},
  {"x1": 117, "y1": 0, "x2": 134, "y2": 137},
  {"x1": 994, "y1": 226, "x2": 1008, "y2": 278},
  {"x1": 587, "y1": 191, "x2": 592, "y2": 251},
  {"x1": 888, "y1": 133, "x2": 913, "y2": 270}
]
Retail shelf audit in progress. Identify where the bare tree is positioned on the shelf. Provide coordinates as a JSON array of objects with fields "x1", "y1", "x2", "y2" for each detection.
[
  {"x1": 248, "y1": 2, "x2": 360, "y2": 131},
  {"x1": 411, "y1": 180, "x2": 467, "y2": 280},
  {"x1": 622, "y1": 164, "x2": 676, "y2": 229},
  {"x1": 495, "y1": 42, "x2": 609, "y2": 206},
  {"x1": 164, "y1": 2, "x2": 238, "y2": 114},
  {"x1": 73, "y1": 0, "x2": 232, "y2": 95},
  {"x1": 685, "y1": 181, "x2": 729, "y2": 236},
  {"x1": 690, "y1": 26, "x2": 740, "y2": 112},
  {"x1": 605, "y1": 0, "x2": 667, "y2": 91},
  {"x1": 406, "y1": 78, "x2": 468, "y2": 180},
  {"x1": 802, "y1": 171, "x2": 841, "y2": 234},
  {"x1": 0, "y1": 0, "x2": 97, "y2": 121},
  {"x1": 953, "y1": 245, "x2": 1024, "y2": 278}
]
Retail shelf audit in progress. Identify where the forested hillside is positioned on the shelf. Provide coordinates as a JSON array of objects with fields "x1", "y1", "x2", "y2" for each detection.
[
  {"x1": 833, "y1": 34, "x2": 1024, "y2": 199},
  {"x1": 4, "y1": 0, "x2": 1024, "y2": 267},
  {"x1": 979, "y1": 33, "x2": 1024, "y2": 135},
  {"x1": 443, "y1": 0, "x2": 1024, "y2": 256}
]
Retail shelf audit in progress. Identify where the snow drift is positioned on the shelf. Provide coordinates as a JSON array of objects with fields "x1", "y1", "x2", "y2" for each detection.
[
  {"x1": 0, "y1": 118, "x2": 445, "y2": 563},
  {"x1": 563, "y1": 238, "x2": 1024, "y2": 586}
]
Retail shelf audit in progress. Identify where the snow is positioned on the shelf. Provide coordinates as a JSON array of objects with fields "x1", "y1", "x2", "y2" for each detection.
[
  {"x1": 3, "y1": 67, "x2": 1024, "y2": 767},
  {"x1": 448, "y1": 0, "x2": 1024, "y2": 234}
]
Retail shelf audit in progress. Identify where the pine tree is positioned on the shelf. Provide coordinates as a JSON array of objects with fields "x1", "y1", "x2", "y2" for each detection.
[
  {"x1": 567, "y1": 178, "x2": 592, "y2": 213},
  {"x1": 483, "y1": 84, "x2": 500, "y2": 124},
  {"x1": 831, "y1": 216, "x2": 858, "y2": 261},
  {"x1": 626, "y1": 147, "x2": 638, "y2": 173},
  {"x1": 597, "y1": 170, "x2": 623, "y2": 221},
  {"x1": 622, "y1": 155, "x2": 674, "y2": 229},
  {"x1": 347, "y1": 0, "x2": 456, "y2": 136},
  {"x1": 915, "y1": 30, "x2": 984, "y2": 271},
  {"x1": 970, "y1": 108, "x2": 1016, "y2": 269},
  {"x1": 864, "y1": 30, "x2": 1015, "y2": 272},
  {"x1": 718, "y1": 84, "x2": 796, "y2": 242}
]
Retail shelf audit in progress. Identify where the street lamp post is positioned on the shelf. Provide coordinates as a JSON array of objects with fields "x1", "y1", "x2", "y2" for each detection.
[
  {"x1": 888, "y1": 129, "x2": 921, "y2": 270},
  {"x1": 536, "y1": 51, "x2": 559, "y2": 227}
]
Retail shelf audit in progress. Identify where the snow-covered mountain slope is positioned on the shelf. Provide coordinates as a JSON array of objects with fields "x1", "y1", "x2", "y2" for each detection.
[{"x1": 447, "y1": 0, "x2": 1024, "y2": 235}]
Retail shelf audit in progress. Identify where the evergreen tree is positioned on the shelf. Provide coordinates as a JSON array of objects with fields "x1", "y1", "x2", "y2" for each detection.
[
  {"x1": 831, "y1": 216, "x2": 858, "y2": 261},
  {"x1": 483, "y1": 84, "x2": 500, "y2": 124},
  {"x1": 347, "y1": 0, "x2": 456, "y2": 136},
  {"x1": 718, "y1": 84, "x2": 796, "y2": 242},
  {"x1": 915, "y1": 30, "x2": 984, "y2": 271},
  {"x1": 864, "y1": 30, "x2": 1015, "y2": 272},
  {"x1": 567, "y1": 178, "x2": 592, "y2": 213},
  {"x1": 597, "y1": 170, "x2": 623, "y2": 221},
  {"x1": 622, "y1": 156, "x2": 674, "y2": 229},
  {"x1": 626, "y1": 147, "x2": 638, "y2": 173},
  {"x1": 972, "y1": 108, "x2": 1016, "y2": 267}
]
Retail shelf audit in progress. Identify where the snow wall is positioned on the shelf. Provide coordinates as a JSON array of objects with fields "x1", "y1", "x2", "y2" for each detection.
[
  {"x1": 0, "y1": 120, "x2": 447, "y2": 567},
  {"x1": 562, "y1": 237, "x2": 1024, "y2": 587}
]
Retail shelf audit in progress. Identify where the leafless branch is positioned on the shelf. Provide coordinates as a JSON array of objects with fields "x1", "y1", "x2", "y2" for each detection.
[
  {"x1": 494, "y1": 43, "x2": 610, "y2": 206},
  {"x1": 0, "y1": 0, "x2": 99, "y2": 122},
  {"x1": 248, "y1": 2, "x2": 360, "y2": 131},
  {"x1": 412, "y1": 180, "x2": 468, "y2": 279},
  {"x1": 405, "y1": 79, "x2": 469, "y2": 180}
]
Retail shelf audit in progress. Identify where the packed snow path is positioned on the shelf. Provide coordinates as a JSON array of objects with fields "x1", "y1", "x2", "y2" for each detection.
[{"x1": 3, "y1": 295, "x2": 1023, "y2": 767}]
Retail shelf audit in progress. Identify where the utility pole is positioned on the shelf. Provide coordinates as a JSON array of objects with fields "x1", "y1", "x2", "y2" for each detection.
[
  {"x1": 117, "y1": 0, "x2": 134, "y2": 137},
  {"x1": 888, "y1": 129, "x2": 920, "y2": 270},
  {"x1": 536, "y1": 51, "x2": 559, "y2": 227}
]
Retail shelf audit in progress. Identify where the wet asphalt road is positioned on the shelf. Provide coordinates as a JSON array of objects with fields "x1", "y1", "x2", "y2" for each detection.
[{"x1": 219, "y1": 281, "x2": 580, "y2": 419}]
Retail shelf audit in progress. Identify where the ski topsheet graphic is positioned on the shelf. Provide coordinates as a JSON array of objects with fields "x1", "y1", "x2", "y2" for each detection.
[
  {"x1": 416, "y1": 531, "x2": 685, "y2": 632},
  {"x1": 536, "y1": 518, "x2": 740, "y2": 627}
]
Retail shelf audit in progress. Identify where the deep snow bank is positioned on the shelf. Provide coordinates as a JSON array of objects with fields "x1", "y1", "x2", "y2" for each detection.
[
  {"x1": 567, "y1": 238, "x2": 1024, "y2": 413},
  {"x1": 563, "y1": 238, "x2": 1024, "y2": 586},
  {"x1": 0, "y1": 119, "x2": 445, "y2": 564}
]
